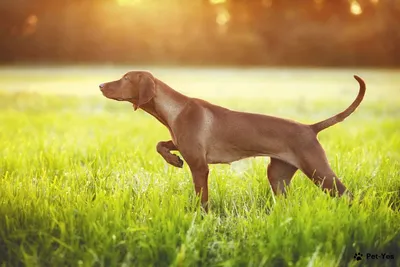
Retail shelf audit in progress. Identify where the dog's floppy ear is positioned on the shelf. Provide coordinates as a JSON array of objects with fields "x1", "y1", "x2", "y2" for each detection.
[{"x1": 134, "y1": 74, "x2": 156, "y2": 111}]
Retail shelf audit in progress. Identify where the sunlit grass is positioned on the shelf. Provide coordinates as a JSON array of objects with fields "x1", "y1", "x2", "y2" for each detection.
[{"x1": 0, "y1": 67, "x2": 399, "y2": 266}]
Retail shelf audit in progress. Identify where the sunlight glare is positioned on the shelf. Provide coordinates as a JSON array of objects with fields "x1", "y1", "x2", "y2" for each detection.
[
  {"x1": 117, "y1": 0, "x2": 141, "y2": 6},
  {"x1": 350, "y1": 1, "x2": 362, "y2": 16},
  {"x1": 210, "y1": 0, "x2": 226, "y2": 5},
  {"x1": 216, "y1": 9, "x2": 230, "y2": 26}
]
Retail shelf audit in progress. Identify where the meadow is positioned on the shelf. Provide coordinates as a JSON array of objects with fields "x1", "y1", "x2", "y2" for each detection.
[{"x1": 0, "y1": 66, "x2": 399, "y2": 267}]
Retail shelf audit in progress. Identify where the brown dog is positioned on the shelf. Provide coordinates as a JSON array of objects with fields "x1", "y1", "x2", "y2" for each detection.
[{"x1": 100, "y1": 71, "x2": 365, "y2": 211}]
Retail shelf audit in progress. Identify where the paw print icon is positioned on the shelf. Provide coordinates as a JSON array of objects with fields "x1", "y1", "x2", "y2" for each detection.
[{"x1": 354, "y1": 253, "x2": 363, "y2": 261}]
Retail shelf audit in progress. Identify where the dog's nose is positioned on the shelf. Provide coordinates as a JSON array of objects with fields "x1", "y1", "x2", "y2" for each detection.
[{"x1": 99, "y1": 83, "x2": 105, "y2": 91}]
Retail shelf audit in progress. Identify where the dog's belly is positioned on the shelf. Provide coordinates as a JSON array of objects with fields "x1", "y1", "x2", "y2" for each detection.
[
  {"x1": 205, "y1": 140, "x2": 298, "y2": 166},
  {"x1": 206, "y1": 149, "x2": 298, "y2": 167},
  {"x1": 206, "y1": 151, "x2": 249, "y2": 164},
  {"x1": 205, "y1": 145, "x2": 269, "y2": 164}
]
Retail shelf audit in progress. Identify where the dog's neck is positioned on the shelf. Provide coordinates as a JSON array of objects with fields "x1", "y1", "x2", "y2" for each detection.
[{"x1": 136, "y1": 79, "x2": 189, "y2": 128}]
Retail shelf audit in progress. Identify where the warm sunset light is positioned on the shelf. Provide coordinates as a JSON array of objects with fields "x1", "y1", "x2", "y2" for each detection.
[
  {"x1": 26, "y1": 14, "x2": 38, "y2": 25},
  {"x1": 350, "y1": 1, "x2": 362, "y2": 16},
  {"x1": 1, "y1": 0, "x2": 400, "y2": 265},
  {"x1": 262, "y1": 0, "x2": 272, "y2": 8},
  {"x1": 1, "y1": 0, "x2": 397, "y2": 67},
  {"x1": 314, "y1": 0, "x2": 324, "y2": 9},
  {"x1": 117, "y1": 0, "x2": 141, "y2": 6},
  {"x1": 22, "y1": 14, "x2": 38, "y2": 36},
  {"x1": 216, "y1": 9, "x2": 230, "y2": 26},
  {"x1": 210, "y1": 0, "x2": 226, "y2": 5}
]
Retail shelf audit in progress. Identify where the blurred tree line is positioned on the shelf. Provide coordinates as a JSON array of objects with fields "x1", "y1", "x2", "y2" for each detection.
[{"x1": 0, "y1": 0, "x2": 399, "y2": 66}]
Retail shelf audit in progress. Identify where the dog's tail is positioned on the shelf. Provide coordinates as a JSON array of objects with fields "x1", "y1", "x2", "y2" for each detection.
[{"x1": 310, "y1": 75, "x2": 366, "y2": 133}]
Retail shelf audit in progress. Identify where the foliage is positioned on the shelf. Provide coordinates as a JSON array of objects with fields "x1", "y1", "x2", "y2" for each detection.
[{"x1": 0, "y1": 0, "x2": 400, "y2": 66}]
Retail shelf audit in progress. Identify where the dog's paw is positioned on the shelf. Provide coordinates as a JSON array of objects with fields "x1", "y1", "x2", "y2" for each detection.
[
  {"x1": 168, "y1": 154, "x2": 184, "y2": 168},
  {"x1": 176, "y1": 156, "x2": 184, "y2": 168}
]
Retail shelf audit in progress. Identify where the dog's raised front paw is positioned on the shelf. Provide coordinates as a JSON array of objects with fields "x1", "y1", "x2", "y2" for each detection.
[{"x1": 167, "y1": 154, "x2": 184, "y2": 168}]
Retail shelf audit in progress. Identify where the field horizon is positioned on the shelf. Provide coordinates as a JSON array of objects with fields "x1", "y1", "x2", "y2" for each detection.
[{"x1": 0, "y1": 66, "x2": 399, "y2": 267}]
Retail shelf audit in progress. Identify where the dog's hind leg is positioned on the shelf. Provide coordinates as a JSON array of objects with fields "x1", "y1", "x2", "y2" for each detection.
[
  {"x1": 267, "y1": 158, "x2": 298, "y2": 195},
  {"x1": 298, "y1": 141, "x2": 350, "y2": 197}
]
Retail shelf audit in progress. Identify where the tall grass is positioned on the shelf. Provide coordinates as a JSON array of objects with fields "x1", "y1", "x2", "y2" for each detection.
[{"x1": 0, "y1": 67, "x2": 399, "y2": 266}]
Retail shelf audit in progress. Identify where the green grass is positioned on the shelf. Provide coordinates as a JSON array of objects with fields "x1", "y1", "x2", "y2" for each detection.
[{"x1": 0, "y1": 67, "x2": 399, "y2": 267}]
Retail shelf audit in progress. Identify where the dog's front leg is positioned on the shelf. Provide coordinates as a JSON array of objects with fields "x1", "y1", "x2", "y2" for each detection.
[
  {"x1": 178, "y1": 146, "x2": 210, "y2": 212},
  {"x1": 188, "y1": 162, "x2": 209, "y2": 212},
  {"x1": 156, "y1": 140, "x2": 184, "y2": 168}
]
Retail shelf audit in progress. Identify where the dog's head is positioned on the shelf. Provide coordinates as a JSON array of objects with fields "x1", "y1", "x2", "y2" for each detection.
[{"x1": 99, "y1": 71, "x2": 156, "y2": 110}]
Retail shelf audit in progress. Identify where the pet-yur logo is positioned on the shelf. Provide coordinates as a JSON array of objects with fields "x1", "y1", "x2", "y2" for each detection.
[
  {"x1": 354, "y1": 253, "x2": 363, "y2": 261},
  {"x1": 354, "y1": 252, "x2": 395, "y2": 261}
]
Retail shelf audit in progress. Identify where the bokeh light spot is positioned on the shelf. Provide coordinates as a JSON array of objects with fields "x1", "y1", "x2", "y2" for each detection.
[
  {"x1": 216, "y1": 9, "x2": 230, "y2": 26},
  {"x1": 350, "y1": 1, "x2": 362, "y2": 16},
  {"x1": 210, "y1": 0, "x2": 226, "y2": 4}
]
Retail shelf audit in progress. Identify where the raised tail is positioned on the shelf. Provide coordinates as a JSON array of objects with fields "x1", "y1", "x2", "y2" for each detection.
[{"x1": 310, "y1": 75, "x2": 366, "y2": 133}]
